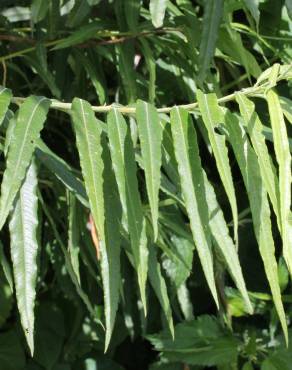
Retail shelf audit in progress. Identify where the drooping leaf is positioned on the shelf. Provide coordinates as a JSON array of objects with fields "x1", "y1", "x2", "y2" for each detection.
[
  {"x1": 225, "y1": 110, "x2": 288, "y2": 343},
  {"x1": 198, "y1": 0, "x2": 223, "y2": 81},
  {"x1": 107, "y1": 108, "x2": 148, "y2": 313},
  {"x1": 53, "y1": 21, "x2": 103, "y2": 50},
  {"x1": 100, "y1": 134, "x2": 122, "y2": 350},
  {"x1": 31, "y1": 0, "x2": 50, "y2": 23},
  {"x1": 136, "y1": 100, "x2": 162, "y2": 240},
  {"x1": 0, "y1": 87, "x2": 11, "y2": 126},
  {"x1": 71, "y1": 98, "x2": 104, "y2": 239},
  {"x1": 236, "y1": 93, "x2": 280, "y2": 225},
  {"x1": 170, "y1": 107, "x2": 218, "y2": 307},
  {"x1": 149, "y1": 0, "x2": 167, "y2": 28},
  {"x1": 243, "y1": 0, "x2": 260, "y2": 26},
  {"x1": 71, "y1": 99, "x2": 121, "y2": 348},
  {"x1": 148, "y1": 245, "x2": 174, "y2": 337},
  {"x1": 0, "y1": 96, "x2": 50, "y2": 232},
  {"x1": 197, "y1": 90, "x2": 238, "y2": 246},
  {"x1": 266, "y1": 89, "x2": 292, "y2": 277},
  {"x1": 68, "y1": 194, "x2": 81, "y2": 285},
  {"x1": 203, "y1": 171, "x2": 252, "y2": 313},
  {"x1": 35, "y1": 140, "x2": 88, "y2": 207},
  {"x1": 9, "y1": 160, "x2": 39, "y2": 355},
  {"x1": 0, "y1": 241, "x2": 13, "y2": 292}
]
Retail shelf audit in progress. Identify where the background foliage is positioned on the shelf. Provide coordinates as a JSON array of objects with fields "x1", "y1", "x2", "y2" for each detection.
[{"x1": 0, "y1": 0, "x2": 292, "y2": 369}]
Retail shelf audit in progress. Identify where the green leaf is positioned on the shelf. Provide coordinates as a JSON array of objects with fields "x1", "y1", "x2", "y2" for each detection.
[
  {"x1": 0, "y1": 241, "x2": 13, "y2": 292},
  {"x1": 68, "y1": 194, "x2": 81, "y2": 285},
  {"x1": 170, "y1": 107, "x2": 218, "y2": 307},
  {"x1": 198, "y1": 0, "x2": 223, "y2": 81},
  {"x1": 203, "y1": 171, "x2": 252, "y2": 313},
  {"x1": 0, "y1": 96, "x2": 50, "y2": 231},
  {"x1": 280, "y1": 96, "x2": 292, "y2": 124},
  {"x1": 31, "y1": 0, "x2": 50, "y2": 23},
  {"x1": 266, "y1": 89, "x2": 292, "y2": 277},
  {"x1": 100, "y1": 134, "x2": 122, "y2": 350},
  {"x1": 71, "y1": 98, "x2": 104, "y2": 239},
  {"x1": 4, "y1": 111, "x2": 16, "y2": 157},
  {"x1": 148, "y1": 315, "x2": 238, "y2": 366},
  {"x1": 243, "y1": 0, "x2": 260, "y2": 26},
  {"x1": 9, "y1": 160, "x2": 39, "y2": 355},
  {"x1": 136, "y1": 100, "x2": 162, "y2": 240},
  {"x1": 285, "y1": 0, "x2": 292, "y2": 20},
  {"x1": 0, "y1": 87, "x2": 12, "y2": 126},
  {"x1": 125, "y1": 0, "x2": 141, "y2": 31},
  {"x1": 0, "y1": 331, "x2": 25, "y2": 370},
  {"x1": 148, "y1": 245, "x2": 174, "y2": 337},
  {"x1": 197, "y1": 90, "x2": 238, "y2": 246},
  {"x1": 225, "y1": 111, "x2": 288, "y2": 343},
  {"x1": 71, "y1": 99, "x2": 121, "y2": 349},
  {"x1": 149, "y1": 0, "x2": 167, "y2": 28},
  {"x1": 53, "y1": 21, "x2": 102, "y2": 50},
  {"x1": 35, "y1": 140, "x2": 88, "y2": 207},
  {"x1": 261, "y1": 348, "x2": 292, "y2": 370},
  {"x1": 236, "y1": 94, "x2": 280, "y2": 225},
  {"x1": 107, "y1": 108, "x2": 148, "y2": 313}
]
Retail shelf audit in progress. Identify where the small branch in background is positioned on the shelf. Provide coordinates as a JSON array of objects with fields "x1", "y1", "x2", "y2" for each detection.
[
  {"x1": 0, "y1": 27, "x2": 182, "y2": 62},
  {"x1": 1, "y1": 61, "x2": 7, "y2": 86}
]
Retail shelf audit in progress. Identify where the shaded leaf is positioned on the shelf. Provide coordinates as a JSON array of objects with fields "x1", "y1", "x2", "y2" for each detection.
[
  {"x1": 170, "y1": 107, "x2": 218, "y2": 307},
  {"x1": 197, "y1": 90, "x2": 238, "y2": 246},
  {"x1": 107, "y1": 108, "x2": 148, "y2": 313},
  {"x1": 198, "y1": 0, "x2": 223, "y2": 81}
]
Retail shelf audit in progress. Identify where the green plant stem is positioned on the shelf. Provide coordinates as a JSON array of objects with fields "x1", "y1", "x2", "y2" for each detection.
[{"x1": 10, "y1": 85, "x2": 265, "y2": 114}]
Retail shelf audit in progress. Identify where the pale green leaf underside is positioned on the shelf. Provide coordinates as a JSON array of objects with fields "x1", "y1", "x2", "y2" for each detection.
[
  {"x1": 9, "y1": 160, "x2": 39, "y2": 355},
  {"x1": 0, "y1": 96, "x2": 50, "y2": 231}
]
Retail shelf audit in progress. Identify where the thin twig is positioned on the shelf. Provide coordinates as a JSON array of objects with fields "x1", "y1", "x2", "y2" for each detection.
[{"x1": 0, "y1": 27, "x2": 181, "y2": 62}]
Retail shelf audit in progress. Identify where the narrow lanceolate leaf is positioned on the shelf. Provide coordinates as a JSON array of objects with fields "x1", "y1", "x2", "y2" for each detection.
[
  {"x1": 148, "y1": 245, "x2": 174, "y2": 337},
  {"x1": 100, "y1": 135, "x2": 122, "y2": 351},
  {"x1": 170, "y1": 107, "x2": 218, "y2": 307},
  {"x1": 107, "y1": 109, "x2": 148, "y2": 313},
  {"x1": 149, "y1": 0, "x2": 167, "y2": 28},
  {"x1": 35, "y1": 140, "x2": 88, "y2": 208},
  {"x1": 236, "y1": 93, "x2": 280, "y2": 225},
  {"x1": 0, "y1": 96, "x2": 50, "y2": 231},
  {"x1": 9, "y1": 160, "x2": 39, "y2": 355},
  {"x1": 71, "y1": 99, "x2": 121, "y2": 347},
  {"x1": 0, "y1": 241, "x2": 14, "y2": 292},
  {"x1": 197, "y1": 90, "x2": 238, "y2": 246},
  {"x1": 71, "y1": 98, "x2": 104, "y2": 239},
  {"x1": 0, "y1": 87, "x2": 12, "y2": 126},
  {"x1": 266, "y1": 89, "x2": 292, "y2": 276},
  {"x1": 198, "y1": 0, "x2": 223, "y2": 81},
  {"x1": 136, "y1": 100, "x2": 162, "y2": 240},
  {"x1": 68, "y1": 194, "x2": 81, "y2": 285},
  {"x1": 225, "y1": 111, "x2": 287, "y2": 343},
  {"x1": 203, "y1": 172, "x2": 252, "y2": 313}
]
